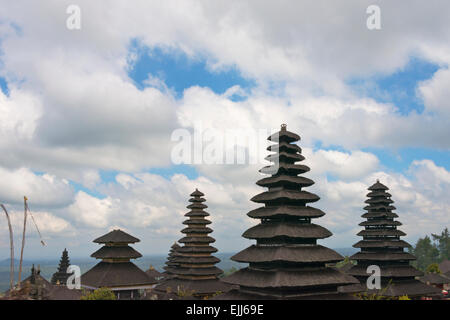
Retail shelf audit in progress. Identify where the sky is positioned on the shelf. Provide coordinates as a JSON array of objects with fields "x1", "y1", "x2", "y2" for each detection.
[{"x1": 0, "y1": 1, "x2": 449, "y2": 260}]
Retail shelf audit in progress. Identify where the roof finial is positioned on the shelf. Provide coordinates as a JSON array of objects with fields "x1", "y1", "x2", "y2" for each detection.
[
  {"x1": 281, "y1": 123, "x2": 287, "y2": 131},
  {"x1": 377, "y1": 179, "x2": 380, "y2": 183}
]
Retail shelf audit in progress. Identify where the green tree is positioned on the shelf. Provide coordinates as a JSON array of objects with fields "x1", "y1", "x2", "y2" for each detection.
[
  {"x1": 431, "y1": 227, "x2": 450, "y2": 262},
  {"x1": 221, "y1": 267, "x2": 238, "y2": 277},
  {"x1": 81, "y1": 287, "x2": 116, "y2": 300},
  {"x1": 410, "y1": 235, "x2": 439, "y2": 271},
  {"x1": 426, "y1": 263, "x2": 441, "y2": 274}
]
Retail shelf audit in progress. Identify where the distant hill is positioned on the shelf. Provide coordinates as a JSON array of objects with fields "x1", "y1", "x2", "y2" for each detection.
[
  {"x1": 333, "y1": 247, "x2": 358, "y2": 257},
  {"x1": 0, "y1": 259, "x2": 33, "y2": 267}
]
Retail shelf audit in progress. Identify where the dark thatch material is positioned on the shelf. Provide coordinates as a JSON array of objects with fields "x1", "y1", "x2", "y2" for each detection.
[
  {"x1": 347, "y1": 265, "x2": 422, "y2": 277},
  {"x1": 220, "y1": 124, "x2": 360, "y2": 299},
  {"x1": 439, "y1": 260, "x2": 450, "y2": 274},
  {"x1": 146, "y1": 267, "x2": 164, "y2": 280},
  {"x1": 360, "y1": 280, "x2": 442, "y2": 297},
  {"x1": 225, "y1": 267, "x2": 359, "y2": 288},
  {"x1": 81, "y1": 229, "x2": 156, "y2": 292},
  {"x1": 91, "y1": 245, "x2": 142, "y2": 259},
  {"x1": 243, "y1": 222, "x2": 332, "y2": 240},
  {"x1": 156, "y1": 278, "x2": 232, "y2": 297},
  {"x1": 345, "y1": 181, "x2": 441, "y2": 298},
  {"x1": 256, "y1": 175, "x2": 313, "y2": 187},
  {"x1": 154, "y1": 190, "x2": 231, "y2": 299},
  {"x1": 350, "y1": 252, "x2": 416, "y2": 261},
  {"x1": 5, "y1": 265, "x2": 82, "y2": 300},
  {"x1": 93, "y1": 229, "x2": 140, "y2": 244},
  {"x1": 247, "y1": 205, "x2": 325, "y2": 219},
  {"x1": 232, "y1": 245, "x2": 344, "y2": 264},
  {"x1": 81, "y1": 261, "x2": 156, "y2": 288},
  {"x1": 163, "y1": 242, "x2": 181, "y2": 276},
  {"x1": 353, "y1": 240, "x2": 411, "y2": 248},
  {"x1": 48, "y1": 285, "x2": 82, "y2": 300},
  {"x1": 251, "y1": 189, "x2": 320, "y2": 203},
  {"x1": 419, "y1": 273, "x2": 450, "y2": 285}
]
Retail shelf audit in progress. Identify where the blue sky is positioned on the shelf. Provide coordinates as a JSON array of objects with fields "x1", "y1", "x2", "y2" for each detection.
[
  {"x1": 348, "y1": 57, "x2": 440, "y2": 115},
  {"x1": 128, "y1": 40, "x2": 255, "y2": 99}
]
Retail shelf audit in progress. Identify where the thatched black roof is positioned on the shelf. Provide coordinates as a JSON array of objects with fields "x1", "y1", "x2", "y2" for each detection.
[
  {"x1": 155, "y1": 190, "x2": 231, "y2": 299},
  {"x1": 439, "y1": 260, "x2": 450, "y2": 274},
  {"x1": 220, "y1": 125, "x2": 359, "y2": 299},
  {"x1": 81, "y1": 229, "x2": 156, "y2": 290},
  {"x1": 345, "y1": 181, "x2": 441, "y2": 298},
  {"x1": 163, "y1": 242, "x2": 181, "y2": 275},
  {"x1": 91, "y1": 245, "x2": 142, "y2": 259},
  {"x1": 419, "y1": 273, "x2": 450, "y2": 285},
  {"x1": 93, "y1": 229, "x2": 140, "y2": 244},
  {"x1": 81, "y1": 261, "x2": 156, "y2": 288}
]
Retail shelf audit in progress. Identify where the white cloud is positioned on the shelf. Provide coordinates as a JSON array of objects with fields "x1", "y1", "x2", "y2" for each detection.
[
  {"x1": 303, "y1": 148, "x2": 379, "y2": 180},
  {"x1": 67, "y1": 191, "x2": 117, "y2": 228},
  {"x1": 0, "y1": 166, "x2": 74, "y2": 208},
  {"x1": 418, "y1": 68, "x2": 450, "y2": 116}
]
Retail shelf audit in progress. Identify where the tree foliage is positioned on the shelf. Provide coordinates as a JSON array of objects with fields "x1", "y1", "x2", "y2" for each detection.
[
  {"x1": 431, "y1": 227, "x2": 450, "y2": 261},
  {"x1": 80, "y1": 287, "x2": 116, "y2": 300},
  {"x1": 410, "y1": 235, "x2": 439, "y2": 270},
  {"x1": 409, "y1": 228, "x2": 449, "y2": 271},
  {"x1": 426, "y1": 263, "x2": 441, "y2": 274}
]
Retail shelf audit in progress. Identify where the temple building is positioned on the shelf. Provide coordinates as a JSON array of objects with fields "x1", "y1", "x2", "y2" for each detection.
[
  {"x1": 221, "y1": 124, "x2": 359, "y2": 299},
  {"x1": 51, "y1": 248, "x2": 71, "y2": 286},
  {"x1": 154, "y1": 189, "x2": 231, "y2": 299},
  {"x1": 146, "y1": 266, "x2": 164, "y2": 282},
  {"x1": 162, "y1": 242, "x2": 181, "y2": 278},
  {"x1": 419, "y1": 272, "x2": 449, "y2": 293},
  {"x1": 345, "y1": 181, "x2": 441, "y2": 299},
  {"x1": 3, "y1": 265, "x2": 81, "y2": 300},
  {"x1": 81, "y1": 229, "x2": 157, "y2": 300}
]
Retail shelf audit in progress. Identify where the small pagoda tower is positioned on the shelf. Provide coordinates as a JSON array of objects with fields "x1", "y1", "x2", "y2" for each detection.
[
  {"x1": 221, "y1": 124, "x2": 359, "y2": 299},
  {"x1": 346, "y1": 181, "x2": 441, "y2": 298},
  {"x1": 155, "y1": 189, "x2": 230, "y2": 299},
  {"x1": 81, "y1": 229, "x2": 157, "y2": 299},
  {"x1": 51, "y1": 248, "x2": 71, "y2": 286},
  {"x1": 162, "y1": 242, "x2": 181, "y2": 278}
]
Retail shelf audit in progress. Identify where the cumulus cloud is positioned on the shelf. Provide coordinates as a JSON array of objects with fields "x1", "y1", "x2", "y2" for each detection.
[{"x1": 0, "y1": 166, "x2": 74, "y2": 208}]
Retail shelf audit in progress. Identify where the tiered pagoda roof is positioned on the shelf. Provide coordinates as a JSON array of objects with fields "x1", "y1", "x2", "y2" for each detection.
[
  {"x1": 345, "y1": 181, "x2": 441, "y2": 298},
  {"x1": 221, "y1": 124, "x2": 359, "y2": 299},
  {"x1": 155, "y1": 190, "x2": 230, "y2": 298},
  {"x1": 81, "y1": 229, "x2": 156, "y2": 290},
  {"x1": 51, "y1": 248, "x2": 71, "y2": 286},
  {"x1": 162, "y1": 242, "x2": 181, "y2": 278}
]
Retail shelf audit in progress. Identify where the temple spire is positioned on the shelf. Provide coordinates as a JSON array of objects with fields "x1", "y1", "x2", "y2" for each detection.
[
  {"x1": 220, "y1": 125, "x2": 359, "y2": 299},
  {"x1": 344, "y1": 181, "x2": 441, "y2": 298},
  {"x1": 155, "y1": 190, "x2": 230, "y2": 298},
  {"x1": 51, "y1": 248, "x2": 71, "y2": 285},
  {"x1": 162, "y1": 242, "x2": 181, "y2": 278}
]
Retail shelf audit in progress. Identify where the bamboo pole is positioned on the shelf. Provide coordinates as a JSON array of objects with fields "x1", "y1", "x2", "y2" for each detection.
[
  {"x1": 17, "y1": 196, "x2": 28, "y2": 288},
  {"x1": 0, "y1": 204, "x2": 14, "y2": 291}
]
